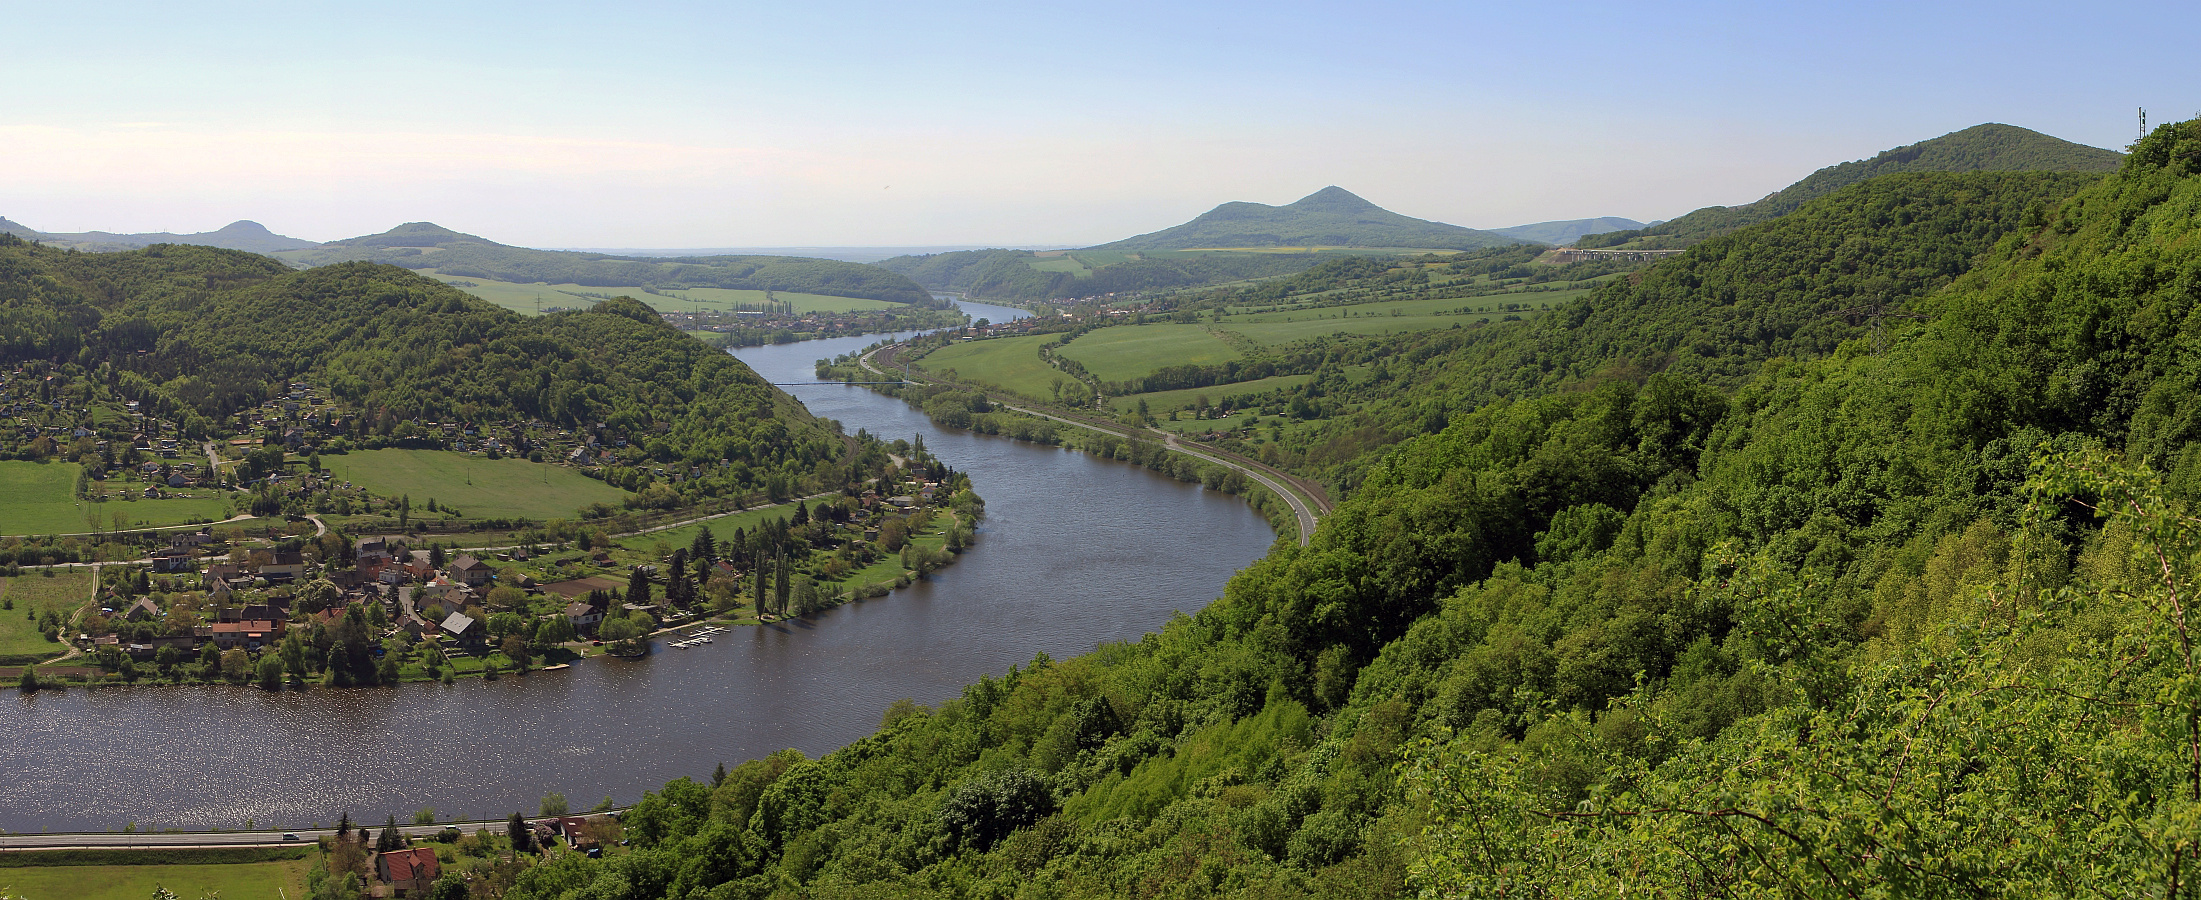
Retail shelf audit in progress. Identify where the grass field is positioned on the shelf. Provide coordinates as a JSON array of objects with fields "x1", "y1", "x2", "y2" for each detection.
[
  {"x1": 915, "y1": 335, "x2": 1066, "y2": 399},
  {"x1": 0, "y1": 462, "x2": 234, "y2": 536},
  {"x1": 322, "y1": 449, "x2": 631, "y2": 521},
  {"x1": 423, "y1": 273, "x2": 899, "y2": 316},
  {"x1": 0, "y1": 571, "x2": 95, "y2": 662},
  {"x1": 1054, "y1": 325, "x2": 1242, "y2": 384},
  {"x1": 1108, "y1": 374, "x2": 1314, "y2": 414},
  {"x1": 0, "y1": 859, "x2": 312, "y2": 900},
  {"x1": 617, "y1": 502, "x2": 812, "y2": 555}
]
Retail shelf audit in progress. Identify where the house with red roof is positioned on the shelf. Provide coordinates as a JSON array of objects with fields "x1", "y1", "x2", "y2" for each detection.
[{"x1": 375, "y1": 846, "x2": 442, "y2": 895}]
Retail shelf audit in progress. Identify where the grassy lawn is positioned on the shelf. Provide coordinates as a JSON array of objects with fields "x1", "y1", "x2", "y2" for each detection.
[
  {"x1": 1054, "y1": 324, "x2": 1241, "y2": 384},
  {"x1": 915, "y1": 335, "x2": 1066, "y2": 399},
  {"x1": 0, "y1": 462, "x2": 234, "y2": 536},
  {"x1": 616, "y1": 502, "x2": 811, "y2": 555},
  {"x1": 0, "y1": 571, "x2": 96, "y2": 662},
  {"x1": 0, "y1": 859, "x2": 312, "y2": 900},
  {"x1": 1109, "y1": 373, "x2": 1314, "y2": 414},
  {"x1": 423, "y1": 273, "x2": 896, "y2": 315},
  {"x1": 322, "y1": 449, "x2": 631, "y2": 521}
]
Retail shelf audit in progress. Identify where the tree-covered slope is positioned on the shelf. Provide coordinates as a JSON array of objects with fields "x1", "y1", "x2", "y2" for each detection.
[
  {"x1": 1130, "y1": 169, "x2": 2105, "y2": 489},
  {"x1": 1579, "y1": 123, "x2": 2122, "y2": 250},
  {"x1": 0, "y1": 241, "x2": 838, "y2": 478},
  {"x1": 1090, "y1": 187, "x2": 1526, "y2": 252},
  {"x1": 284, "y1": 222, "x2": 937, "y2": 305},
  {"x1": 492, "y1": 121, "x2": 2201, "y2": 900}
]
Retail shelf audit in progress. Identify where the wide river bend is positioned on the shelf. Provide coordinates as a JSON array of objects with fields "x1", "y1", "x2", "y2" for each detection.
[{"x1": 0, "y1": 301, "x2": 1279, "y2": 832}]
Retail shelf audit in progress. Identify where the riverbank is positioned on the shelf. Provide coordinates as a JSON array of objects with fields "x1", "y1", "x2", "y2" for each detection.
[{"x1": 822, "y1": 336, "x2": 1328, "y2": 545}]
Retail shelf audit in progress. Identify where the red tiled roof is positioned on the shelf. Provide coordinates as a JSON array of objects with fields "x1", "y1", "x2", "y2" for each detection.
[{"x1": 379, "y1": 846, "x2": 441, "y2": 883}]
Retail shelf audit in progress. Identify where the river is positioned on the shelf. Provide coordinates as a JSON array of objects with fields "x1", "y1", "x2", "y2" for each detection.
[{"x1": 0, "y1": 300, "x2": 1280, "y2": 833}]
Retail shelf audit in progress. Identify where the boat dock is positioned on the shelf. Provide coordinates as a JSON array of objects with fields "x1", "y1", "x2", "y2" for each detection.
[{"x1": 667, "y1": 625, "x2": 727, "y2": 648}]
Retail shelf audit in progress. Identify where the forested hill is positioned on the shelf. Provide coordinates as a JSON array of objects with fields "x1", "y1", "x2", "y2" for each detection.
[
  {"x1": 0, "y1": 242, "x2": 837, "y2": 477},
  {"x1": 1578, "y1": 122, "x2": 2122, "y2": 250},
  {"x1": 279, "y1": 222, "x2": 937, "y2": 305},
  {"x1": 492, "y1": 120, "x2": 2201, "y2": 898},
  {"x1": 1089, "y1": 186, "x2": 1526, "y2": 251}
]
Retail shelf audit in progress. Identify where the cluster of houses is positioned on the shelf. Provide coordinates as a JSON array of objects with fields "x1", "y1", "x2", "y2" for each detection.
[{"x1": 87, "y1": 531, "x2": 519, "y2": 660}]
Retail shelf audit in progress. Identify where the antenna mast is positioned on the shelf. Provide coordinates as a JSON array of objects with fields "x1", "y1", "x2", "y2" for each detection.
[{"x1": 2140, "y1": 107, "x2": 2149, "y2": 142}]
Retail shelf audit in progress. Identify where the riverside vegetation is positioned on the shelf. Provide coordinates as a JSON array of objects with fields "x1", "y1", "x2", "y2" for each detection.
[{"x1": 368, "y1": 120, "x2": 2201, "y2": 899}]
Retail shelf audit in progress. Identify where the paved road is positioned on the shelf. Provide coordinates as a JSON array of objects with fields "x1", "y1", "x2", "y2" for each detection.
[{"x1": 860, "y1": 343, "x2": 1323, "y2": 546}]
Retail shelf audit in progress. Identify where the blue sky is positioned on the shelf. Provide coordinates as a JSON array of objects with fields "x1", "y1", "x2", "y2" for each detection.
[{"x1": 5, "y1": 0, "x2": 2194, "y2": 247}]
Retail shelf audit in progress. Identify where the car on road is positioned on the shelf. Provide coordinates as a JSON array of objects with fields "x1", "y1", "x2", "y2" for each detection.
[{"x1": 282, "y1": 833, "x2": 300, "y2": 841}]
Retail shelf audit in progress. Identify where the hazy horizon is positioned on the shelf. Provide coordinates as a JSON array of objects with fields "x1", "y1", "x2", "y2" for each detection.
[{"x1": 7, "y1": 0, "x2": 2191, "y2": 248}]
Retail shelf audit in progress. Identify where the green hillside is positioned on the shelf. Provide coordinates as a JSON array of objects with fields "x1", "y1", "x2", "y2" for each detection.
[
  {"x1": 486, "y1": 119, "x2": 2201, "y2": 900},
  {"x1": 1579, "y1": 122, "x2": 2122, "y2": 250},
  {"x1": 0, "y1": 240, "x2": 840, "y2": 500},
  {"x1": 1090, "y1": 186, "x2": 1526, "y2": 252},
  {"x1": 276, "y1": 222, "x2": 938, "y2": 305}
]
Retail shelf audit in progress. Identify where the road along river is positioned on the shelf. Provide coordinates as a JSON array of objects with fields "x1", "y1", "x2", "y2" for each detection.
[{"x1": 0, "y1": 301, "x2": 1280, "y2": 833}]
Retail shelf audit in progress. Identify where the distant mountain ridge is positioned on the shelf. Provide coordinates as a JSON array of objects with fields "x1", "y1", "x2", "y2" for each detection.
[
  {"x1": 281, "y1": 222, "x2": 937, "y2": 305},
  {"x1": 1087, "y1": 186, "x2": 1527, "y2": 252},
  {"x1": 1488, "y1": 216, "x2": 1649, "y2": 245},
  {"x1": 2, "y1": 218, "x2": 322, "y2": 253},
  {"x1": 1578, "y1": 123, "x2": 2123, "y2": 250}
]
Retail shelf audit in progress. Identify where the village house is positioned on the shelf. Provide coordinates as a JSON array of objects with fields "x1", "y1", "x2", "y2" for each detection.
[
  {"x1": 448, "y1": 554, "x2": 493, "y2": 587},
  {"x1": 210, "y1": 620, "x2": 282, "y2": 650},
  {"x1": 440, "y1": 612, "x2": 483, "y2": 648},
  {"x1": 375, "y1": 846, "x2": 442, "y2": 896}
]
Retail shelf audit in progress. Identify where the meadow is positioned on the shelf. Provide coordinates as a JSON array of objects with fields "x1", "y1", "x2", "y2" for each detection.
[
  {"x1": 0, "y1": 462, "x2": 233, "y2": 536},
  {"x1": 617, "y1": 501, "x2": 813, "y2": 555},
  {"x1": 321, "y1": 449, "x2": 631, "y2": 521},
  {"x1": 0, "y1": 571, "x2": 95, "y2": 663},
  {"x1": 1106, "y1": 373, "x2": 1313, "y2": 415},
  {"x1": 912, "y1": 334, "x2": 1065, "y2": 399},
  {"x1": 423, "y1": 273, "x2": 899, "y2": 316},
  {"x1": 1053, "y1": 324, "x2": 1242, "y2": 383},
  {"x1": 0, "y1": 859, "x2": 312, "y2": 900}
]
